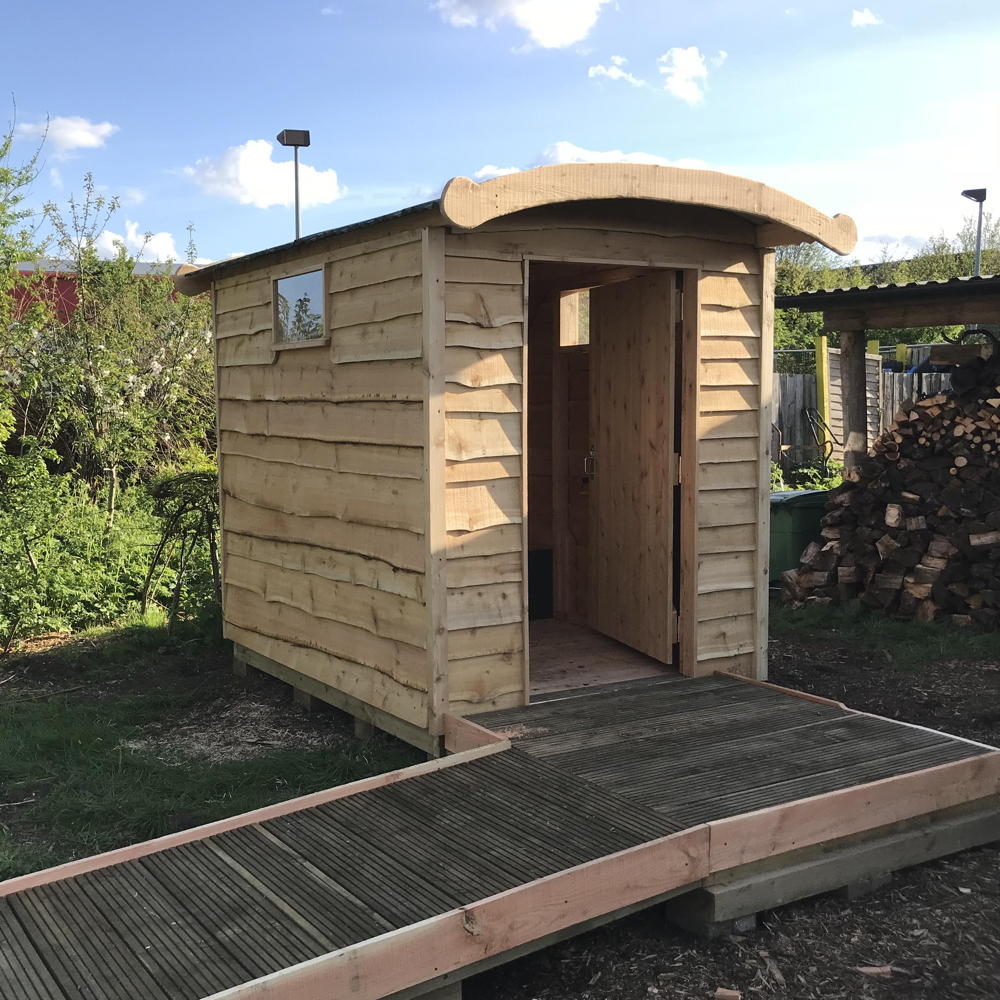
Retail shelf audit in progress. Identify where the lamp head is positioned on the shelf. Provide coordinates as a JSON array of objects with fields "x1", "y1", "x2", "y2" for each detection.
[
  {"x1": 961, "y1": 188, "x2": 987, "y2": 204},
  {"x1": 276, "y1": 129, "x2": 311, "y2": 148}
]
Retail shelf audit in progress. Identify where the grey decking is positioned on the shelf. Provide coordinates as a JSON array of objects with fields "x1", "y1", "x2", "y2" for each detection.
[
  {"x1": 476, "y1": 675, "x2": 991, "y2": 827},
  {"x1": 0, "y1": 748, "x2": 678, "y2": 1000},
  {"x1": 1, "y1": 674, "x2": 992, "y2": 1000}
]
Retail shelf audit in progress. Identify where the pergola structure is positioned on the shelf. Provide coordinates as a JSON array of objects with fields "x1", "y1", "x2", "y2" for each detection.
[{"x1": 777, "y1": 274, "x2": 1000, "y2": 468}]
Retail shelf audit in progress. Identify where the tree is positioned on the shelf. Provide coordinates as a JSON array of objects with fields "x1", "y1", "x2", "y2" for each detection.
[
  {"x1": 774, "y1": 244, "x2": 863, "y2": 373},
  {"x1": 7, "y1": 176, "x2": 216, "y2": 521}
]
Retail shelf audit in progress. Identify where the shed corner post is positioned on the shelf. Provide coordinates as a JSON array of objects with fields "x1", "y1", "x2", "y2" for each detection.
[
  {"x1": 422, "y1": 225, "x2": 449, "y2": 743},
  {"x1": 756, "y1": 250, "x2": 776, "y2": 681},
  {"x1": 679, "y1": 268, "x2": 701, "y2": 677}
]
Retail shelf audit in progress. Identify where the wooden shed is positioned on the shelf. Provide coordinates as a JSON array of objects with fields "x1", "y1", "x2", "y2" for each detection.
[{"x1": 179, "y1": 164, "x2": 857, "y2": 752}]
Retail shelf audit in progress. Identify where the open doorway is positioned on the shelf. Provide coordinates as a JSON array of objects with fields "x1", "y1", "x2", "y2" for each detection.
[{"x1": 526, "y1": 261, "x2": 687, "y2": 697}]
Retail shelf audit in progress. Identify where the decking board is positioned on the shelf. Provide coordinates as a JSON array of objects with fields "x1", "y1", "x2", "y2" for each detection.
[{"x1": 1, "y1": 674, "x2": 994, "y2": 1000}]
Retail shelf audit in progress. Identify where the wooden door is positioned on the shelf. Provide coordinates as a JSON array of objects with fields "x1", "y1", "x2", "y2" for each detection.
[{"x1": 588, "y1": 272, "x2": 677, "y2": 662}]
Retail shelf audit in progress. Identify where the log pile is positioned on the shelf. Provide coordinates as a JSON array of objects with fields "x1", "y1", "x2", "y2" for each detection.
[{"x1": 782, "y1": 369, "x2": 1000, "y2": 628}]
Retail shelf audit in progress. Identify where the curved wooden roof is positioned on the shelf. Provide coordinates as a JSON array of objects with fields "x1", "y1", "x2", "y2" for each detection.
[{"x1": 441, "y1": 163, "x2": 857, "y2": 255}]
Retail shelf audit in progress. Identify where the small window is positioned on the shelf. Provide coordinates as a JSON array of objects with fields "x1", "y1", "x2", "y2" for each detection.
[
  {"x1": 559, "y1": 289, "x2": 590, "y2": 347},
  {"x1": 274, "y1": 269, "x2": 326, "y2": 344}
]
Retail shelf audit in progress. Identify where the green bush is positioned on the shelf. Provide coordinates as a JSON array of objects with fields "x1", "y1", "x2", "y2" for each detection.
[{"x1": 783, "y1": 460, "x2": 844, "y2": 492}]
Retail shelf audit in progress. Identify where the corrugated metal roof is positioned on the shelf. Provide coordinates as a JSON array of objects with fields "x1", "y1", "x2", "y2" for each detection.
[{"x1": 777, "y1": 273, "x2": 1000, "y2": 311}]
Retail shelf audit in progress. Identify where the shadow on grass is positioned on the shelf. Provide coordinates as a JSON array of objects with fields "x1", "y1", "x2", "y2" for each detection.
[{"x1": 0, "y1": 619, "x2": 421, "y2": 880}]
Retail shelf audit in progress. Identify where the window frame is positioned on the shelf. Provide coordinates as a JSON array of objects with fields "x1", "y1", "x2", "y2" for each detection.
[{"x1": 271, "y1": 263, "x2": 330, "y2": 350}]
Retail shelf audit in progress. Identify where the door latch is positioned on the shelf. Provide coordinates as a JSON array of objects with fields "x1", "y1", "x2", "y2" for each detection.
[{"x1": 583, "y1": 446, "x2": 597, "y2": 482}]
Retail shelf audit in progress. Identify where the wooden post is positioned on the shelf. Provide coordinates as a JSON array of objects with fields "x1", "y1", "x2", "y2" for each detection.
[
  {"x1": 867, "y1": 339, "x2": 879, "y2": 358},
  {"x1": 895, "y1": 342, "x2": 908, "y2": 365},
  {"x1": 814, "y1": 336, "x2": 831, "y2": 456},
  {"x1": 840, "y1": 330, "x2": 868, "y2": 471}
]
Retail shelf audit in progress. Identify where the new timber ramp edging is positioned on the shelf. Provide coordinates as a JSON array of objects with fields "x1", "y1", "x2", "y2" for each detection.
[{"x1": 2, "y1": 675, "x2": 999, "y2": 1000}]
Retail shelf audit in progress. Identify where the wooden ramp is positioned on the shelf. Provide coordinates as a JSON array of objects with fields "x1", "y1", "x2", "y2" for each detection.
[{"x1": 2, "y1": 675, "x2": 998, "y2": 1000}]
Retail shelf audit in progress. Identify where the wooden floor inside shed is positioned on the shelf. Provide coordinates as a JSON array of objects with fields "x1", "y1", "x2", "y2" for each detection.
[
  {"x1": 1, "y1": 675, "x2": 997, "y2": 1000},
  {"x1": 528, "y1": 618, "x2": 672, "y2": 697}
]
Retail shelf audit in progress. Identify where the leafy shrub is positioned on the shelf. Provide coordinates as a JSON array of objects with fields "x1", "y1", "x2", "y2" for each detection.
[{"x1": 783, "y1": 460, "x2": 844, "y2": 491}]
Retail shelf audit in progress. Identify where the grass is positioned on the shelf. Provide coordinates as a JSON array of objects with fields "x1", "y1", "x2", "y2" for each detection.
[
  {"x1": 770, "y1": 599, "x2": 1000, "y2": 668},
  {"x1": 0, "y1": 620, "x2": 420, "y2": 880}
]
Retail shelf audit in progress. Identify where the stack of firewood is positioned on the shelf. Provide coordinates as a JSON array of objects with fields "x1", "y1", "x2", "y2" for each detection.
[{"x1": 782, "y1": 368, "x2": 1000, "y2": 627}]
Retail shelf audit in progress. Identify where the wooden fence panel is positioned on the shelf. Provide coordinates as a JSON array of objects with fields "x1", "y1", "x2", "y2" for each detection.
[
  {"x1": 879, "y1": 372, "x2": 951, "y2": 430},
  {"x1": 775, "y1": 371, "x2": 953, "y2": 465},
  {"x1": 774, "y1": 374, "x2": 819, "y2": 465}
]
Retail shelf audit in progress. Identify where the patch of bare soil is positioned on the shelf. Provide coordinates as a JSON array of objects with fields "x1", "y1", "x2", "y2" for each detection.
[
  {"x1": 467, "y1": 634, "x2": 1000, "y2": 1000},
  {"x1": 121, "y1": 692, "x2": 353, "y2": 763}
]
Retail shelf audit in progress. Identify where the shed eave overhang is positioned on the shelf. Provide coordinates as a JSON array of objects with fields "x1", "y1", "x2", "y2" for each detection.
[{"x1": 440, "y1": 164, "x2": 857, "y2": 255}]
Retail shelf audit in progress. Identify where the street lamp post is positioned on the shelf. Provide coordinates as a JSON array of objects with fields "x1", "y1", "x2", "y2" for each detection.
[
  {"x1": 277, "y1": 129, "x2": 311, "y2": 240},
  {"x1": 961, "y1": 188, "x2": 987, "y2": 277}
]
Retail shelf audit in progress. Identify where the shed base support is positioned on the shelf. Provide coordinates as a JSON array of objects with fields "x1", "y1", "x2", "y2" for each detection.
[
  {"x1": 231, "y1": 642, "x2": 441, "y2": 755},
  {"x1": 663, "y1": 796, "x2": 998, "y2": 938},
  {"x1": 292, "y1": 686, "x2": 318, "y2": 712},
  {"x1": 354, "y1": 718, "x2": 376, "y2": 740}
]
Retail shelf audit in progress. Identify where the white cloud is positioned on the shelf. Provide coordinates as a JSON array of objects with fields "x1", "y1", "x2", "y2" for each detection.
[
  {"x1": 49, "y1": 167, "x2": 63, "y2": 190},
  {"x1": 540, "y1": 141, "x2": 707, "y2": 168},
  {"x1": 711, "y1": 50, "x2": 728, "y2": 68},
  {"x1": 16, "y1": 116, "x2": 119, "y2": 159},
  {"x1": 721, "y1": 93, "x2": 1000, "y2": 262},
  {"x1": 95, "y1": 220, "x2": 182, "y2": 263},
  {"x1": 588, "y1": 55, "x2": 648, "y2": 88},
  {"x1": 122, "y1": 187, "x2": 146, "y2": 206},
  {"x1": 183, "y1": 139, "x2": 345, "y2": 209},
  {"x1": 474, "y1": 163, "x2": 522, "y2": 179},
  {"x1": 434, "y1": 0, "x2": 612, "y2": 49},
  {"x1": 473, "y1": 142, "x2": 707, "y2": 180},
  {"x1": 851, "y1": 7, "x2": 883, "y2": 27},
  {"x1": 657, "y1": 46, "x2": 711, "y2": 104}
]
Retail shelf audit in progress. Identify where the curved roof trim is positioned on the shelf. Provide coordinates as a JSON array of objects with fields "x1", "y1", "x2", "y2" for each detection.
[{"x1": 440, "y1": 164, "x2": 857, "y2": 255}]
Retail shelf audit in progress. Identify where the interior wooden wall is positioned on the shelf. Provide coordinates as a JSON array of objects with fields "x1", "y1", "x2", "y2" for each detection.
[
  {"x1": 445, "y1": 203, "x2": 770, "y2": 689},
  {"x1": 214, "y1": 228, "x2": 434, "y2": 731}
]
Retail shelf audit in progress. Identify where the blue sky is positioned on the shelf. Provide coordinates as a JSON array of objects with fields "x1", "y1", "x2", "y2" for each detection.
[{"x1": 7, "y1": 0, "x2": 1000, "y2": 264}]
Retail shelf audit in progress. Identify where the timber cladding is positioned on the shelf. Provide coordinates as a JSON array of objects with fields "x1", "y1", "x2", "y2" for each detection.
[
  {"x1": 216, "y1": 230, "x2": 433, "y2": 731},
  {"x1": 191, "y1": 164, "x2": 856, "y2": 745}
]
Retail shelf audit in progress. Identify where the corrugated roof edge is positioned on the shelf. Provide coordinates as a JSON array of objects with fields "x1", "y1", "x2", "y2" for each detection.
[
  {"x1": 777, "y1": 273, "x2": 1000, "y2": 310},
  {"x1": 175, "y1": 200, "x2": 441, "y2": 295}
]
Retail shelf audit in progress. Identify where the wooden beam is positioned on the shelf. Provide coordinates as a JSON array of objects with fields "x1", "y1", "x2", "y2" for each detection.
[
  {"x1": 814, "y1": 335, "x2": 831, "y2": 454},
  {"x1": 441, "y1": 164, "x2": 857, "y2": 255},
  {"x1": 708, "y1": 751, "x2": 1000, "y2": 872},
  {"x1": 442, "y1": 714, "x2": 512, "y2": 753},
  {"x1": 197, "y1": 826, "x2": 710, "y2": 1000},
  {"x1": 755, "y1": 252, "x2": 774, "y2": 680},
  {"x1": 839, "y1": 330, "x2": 867, "y2": 470},
  {"x1": 679, "y1": 269, "x2": 700, "y2": 676},
  {"x1": 823, "y1": 298, "x2": 1000, "y2": 331},
  {"x1": 423, "y1": 227, "x2": 449, "y2": 738}
]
